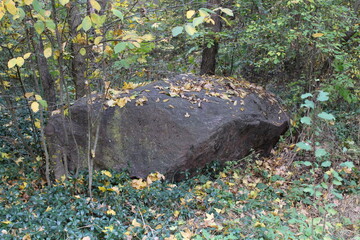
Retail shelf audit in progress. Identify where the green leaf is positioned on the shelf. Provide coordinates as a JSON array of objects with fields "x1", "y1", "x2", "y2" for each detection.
[
  {"x1": 185, "y1": 24, "x2": 196, "y2": 36},
  {"x1": 112, "y1": 9, "x2": 123, "y2": 21},
  {"x1": 300, "y1": 116, "x2": 312, "y2": 125},
  {"x1": 339, "y1": 161, "x2": 354, "y2": 168},
  {"x1": 90, "y1": 0, "x2": 101, "y2": 11},
  {"x1": 79, "y1": 48, "x2": 86, "y2": 56},
  {"x1": 199, "y1": 9, "x2": 210, "y2": 17},
  {"x1": 301, "y1": 93, "x2": 312, "y2": 99},
  {"x1": 317, "y1": 90, "x2": 329, "y2": 102},
  {"x1": 37, "y1": 99, "x2": 48, "y2": 108},
  {"x1": 32, "y1": 0, "x2": 42, "y2": 13},
  {"x1": 317, "y1": 112, "x2": 335, "y2": 121},
  {"x1": 301, "y1": 161, "x2": 312, "y2": 166},
  {"x1": 90, "y1": 13, "x2": 103, "y2": 26},
  {"x1": 59, "y1": 0, "x2": 69, "y2": 6},
  {"x1": 114, "y1": 42, "x2": 127, "y2": 53},
  {"x1": 296, "y1": 142, "x2": 312, "y2": 151},
  {"x1": 321, "y1": 160, "x2": 331, "y2": 167},
  {"x1": 301, "y1": 100, "x2": 314, "y2": 109},
  {"x1": 192, "y1": 16, "x2": 205, "y2": 27},
  {"x1": 45, "y1": 20, "x2": 56, "y2": 31},
  {"x1": 220, "y1": 8, "x2": 233, "y2": 16},
  {"x1": 172, "y1": 26, "x2": 183, "y2": 37},
  {"x1": 316, "y1": 148, "x2": 327, "y2": 158},
  {"x1": 82, "y1": 16, "x2": 92, "y2": 32},
  {"x1": 333, "y1": 180, "x2": 342, "y2": 185},
  {"x1": 34, "y1": 21, "x2": 45, "y2": 34},
  {"x1": 303, "y1": 187, "x2": 314, "y2": 195}
]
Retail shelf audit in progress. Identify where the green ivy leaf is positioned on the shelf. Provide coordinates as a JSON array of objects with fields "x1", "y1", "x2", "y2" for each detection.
[
  {"x1": 321, "y1": 160, "x2": 331, "y2": 167},
  {"x1": 333, "y1": 180, "x2": 342, "y2": 185},
  {"x1": 317, "y1": 112, "x2": 335, "y2": 121},
  {"x1": 316, "y1": 148, "x2": 327, "y2": 158},
  {"x1": 172, "y1": 26, "x2": 184, "y2": 37},
  {"x1": 339, "y1": 161, "x2": 354, "y2": 168},
  {"x1": 301, "y1": 161, "x2": 312, "y2": 166},
  {"x1": 82, "y1": 16, "x2": 92, "y2": 32},
  {"x1": 301, "y1": 93, "x2": 312, "y2": 99},
  {"x1": 301, "y1": 100, "x2": 314, "y2": 109},
  {"x1": 300, "y1": 116, "x2": 312, "y2": 125},
  {"x1": 317, "y1": 90, "x2": 329, "y2": 102},
  {"x1": 296, "y1": 142, "x2": 312, "y2": 151},
  {"x1": 303, "y1": 187, "x2": 314, "y2": 195}
]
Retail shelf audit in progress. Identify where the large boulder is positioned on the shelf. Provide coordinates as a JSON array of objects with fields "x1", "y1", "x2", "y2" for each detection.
[{"x1": 45, "y1": 74, "x2": 289, "y2": 180}]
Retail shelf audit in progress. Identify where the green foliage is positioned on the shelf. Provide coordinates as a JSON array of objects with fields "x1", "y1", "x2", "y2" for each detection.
[{"x1": 0, "y1": 158, "x2": 357, "y2": 239}]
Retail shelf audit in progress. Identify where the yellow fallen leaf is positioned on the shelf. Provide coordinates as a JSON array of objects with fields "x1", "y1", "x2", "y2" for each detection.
[
  {"x1": 135, "y1": 96, "x2": 148, "y2": 106},
  {"x1": 1, "y1": 220, "x2": 12, "y2": 224},
  {"x1": 25, "y1": 92, "x2": 34, "y2": 98},
  {"x1": 102, "y1": 225, "x2": 114, "y2": 233},
  {"x1": 34, "y1": 119, "x2": 41, "y2": 129},
  {"x1": 131, "y1": 178, "x2": 147, "y2": 189},
  {"x1": 106, "y1": 209, "x2": 116, "y2": 215},
  {"x1": 174, "y1": 210, "x2": 180, "y2": 218},
  {"x1": 98, "y1": 186, "x2": 107, "y2": 192},
  {"x1": 45, "y1": 206, "x2": 52, "y2": 212},
  {"x1": 219, "y1": 172, "x2": 227, "y2": 178},
  {"x1": 254, "y1": 221, "x2": 266, "y2": 227},
  {"x1": 22, "y1": 234, "x2": 31, "y2": 240},
  {"x1": 312, "y1": 33, "x2": 324, "y2": 38},
  {"x1": 180, "y1": 229, "x2": 193, "y2": 240},
  {"x1": 248, "y1": 190, "x2": 258, "y2": 199},
  {"x1": 146, "y1": 172, "x2": 165, "y2": 185},
  {"x1": 116, "y1": 97, "x2": 131, "y2": 108},
  {"x1": 101, "y1": 170, "x2": 112, "y2": 178},
  {"x1": 19, "y1": 182, "x2": 28, "y2": 190},
  {"x1": 164, "y1": 235, "x2": 177, "y2": 240},
  {"x1": 132, "y1": 218, "x2": 142, "y2": 227}
]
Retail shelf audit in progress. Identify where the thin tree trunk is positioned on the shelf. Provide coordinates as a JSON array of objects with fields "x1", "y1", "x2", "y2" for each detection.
[
  {"x1": 69, "y1": 3, "x2": 87, "y2": 99},
  {"x1": 200, "y1": 0, "x2": 222, "y2": 75},
  {"x1": 30, "y1": 33, "x2": 57, "y2": 111}
]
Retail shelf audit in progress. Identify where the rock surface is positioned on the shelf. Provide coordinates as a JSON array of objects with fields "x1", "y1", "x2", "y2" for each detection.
[{"x1": 45, "y1": 74, "x2": 289, "y2": 180}]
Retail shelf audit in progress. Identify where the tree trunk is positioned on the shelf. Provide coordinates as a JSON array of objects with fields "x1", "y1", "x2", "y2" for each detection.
[
  {"x1": 200, "y1": 0, "x2": 222, "y2": 75},
  {"x1": 30, "y1": 32, "x2": 57, "y2": 111},
  {"x1": 69, "y1": 3, "x2": 87, "y2": 99}
]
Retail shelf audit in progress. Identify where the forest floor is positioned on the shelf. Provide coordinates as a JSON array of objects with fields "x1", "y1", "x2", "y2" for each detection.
[{"x1": 0, "y1": 146, "x2": 359, "y2": 240}]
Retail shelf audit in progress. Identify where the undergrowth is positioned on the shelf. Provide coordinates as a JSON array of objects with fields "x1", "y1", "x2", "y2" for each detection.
[{"x1": 0, "y1": 149, "x2": 358, "y2": 240}]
